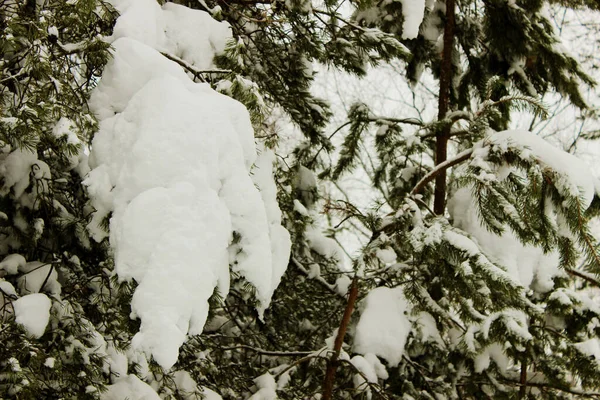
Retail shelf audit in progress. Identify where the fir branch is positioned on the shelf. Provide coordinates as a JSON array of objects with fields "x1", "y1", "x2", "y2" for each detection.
[
  {"x1": 565, "y1": 267, "x2": 600, "y2": 287},
  {"x1": 220, "y1": 345, "x2": 312, "y2": 357},
  {"x1": 498, "y1": 379, "x2": 600, "y2": 398}
]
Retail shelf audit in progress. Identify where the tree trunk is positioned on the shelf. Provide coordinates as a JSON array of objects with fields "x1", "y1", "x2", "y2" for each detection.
[{"x1": 434, "y1": 0, "x2": 456, "y2": 215}]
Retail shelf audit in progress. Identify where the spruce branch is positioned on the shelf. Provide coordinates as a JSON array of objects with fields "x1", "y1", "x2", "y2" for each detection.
[
  {"x1": 565, "y1": 267, "x2": 600, "y2": 287},
  {"x1": 497, "y1": 379, "x2": 600, "y2": 398}
]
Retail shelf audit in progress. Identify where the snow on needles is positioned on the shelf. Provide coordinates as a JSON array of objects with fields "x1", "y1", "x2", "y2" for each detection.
[
  {"x1": 449, "y1": 129, "x2": 596, "y2": 291},
  {"x1": 489, "y1": 129, "x2": 595, "y2": 208},
  {"x1": 353, "y1": 286, "x2": 411, "y2": 367},
  {"x1": 85, "y1": 0, "x2": 290, "y2": 369}
]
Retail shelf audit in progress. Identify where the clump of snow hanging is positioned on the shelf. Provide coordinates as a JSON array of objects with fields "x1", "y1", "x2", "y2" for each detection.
[
  {"x1": 0, "y1": 147, "x2": 52, "y2": 209},
  {"x1": 85, "y1": 0, "x2": 290, "y2": 369},
  {"x1": 109, "y1": 0, "x2": 230, "y2": 70},
  {"x1": 101, "y1": 374, "x2": 161, "y2": 400},
  {"x1": 448, "y1": 188, "x2": 562, "y2": 291},
  {"x1": 353, "y1": 286, "x2": 411, "y2": 367},
  {"x1": 305, "y1": 226, "x2": 347, "y2": 269},
  {"x1": 399, "y1": 0, "x2": 426, "y2": 39},
  {"x1": 0, "y1": 254, "x2": 26, "y2": 275},
  {"x1": 13, "y1": 293, "x2": 52, "y2": 338},
  {"x1": 249, "y1": 373, "x2": 278, "y2": 400},
  {"x1": 575, "y1": 338, "x2": 600, "y2": 365},
  {"x1": 171, "y1": 370, "x2": 223, "y2": 400}
]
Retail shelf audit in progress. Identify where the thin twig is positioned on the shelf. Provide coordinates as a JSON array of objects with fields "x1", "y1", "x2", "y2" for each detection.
[
  {"x1": 291, "y1": 257, "x2": 342, "y2": 297},
  {"x1": 220, "y1": 345, "x2": 312, "y2": 357}
]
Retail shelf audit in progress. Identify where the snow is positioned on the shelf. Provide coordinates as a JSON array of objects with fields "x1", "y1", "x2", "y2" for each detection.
[
  {"x1": 375, "y1": 247, "x2": 397, "y2": 264},
  {"x1": 44, "y1": 357, "x2": 55, "y2": 368},
  {"x1": 305, "y1": 227, "x2": 346, "y2": 269},
  {"x1": 85, "y1": 0, "x2": 290, "y2": 369},
  {"x1": 474, "y1": 343, "x2": 509, "y2": 373},
  {"x1": 487, "y1": 130, "x2": 596, "y2": 208},
  {"x1": 0, "y1": 254, "x2": 26, "y2": 275},
  {"x1": 481, "y1": 309, "x2": 532, "y2": 342},
  {"x1": 172, "y1": 370, "x2": 223, "y2": 399},
  {"x1": 0, "y1": 149, "x2": 40, "y2": 198},
  {"x1": 414, "y1": 311, "x2": 444, "y2": 346},
  {"x1": 101, "y1": 374, "x2": 161, "y2": 400},
  {"x1": 353, "y1": 286, "x2": 411, "y2": 367},
  {"x1": 17, "y1": 262, "x2": 61, "y2": 295},
  {"x1": 0, "y1": 279, "x2": 17, "y2": 297},
  {"x1": 293, "y1": 199, "x2": 309, "y2": 216},
  {"x1": 448, "y1": 188, "x2": 562, "y2": 291},
  {"x1": 249, "y1": 373, "x2": 278, "y2": 400},
  {"x1": 335, "y1": 274, "x2": 352, "y2": 296},
  {"x1": 109, "y1": 0, "x2": 230, "y2": 71},
  {"x1": 13, "y1": 293, "x2": 52, "y2": 338},
  {"x1": 399, "y1": 0, "x2": 426, "y2": 39},
  {"x1": 350, "y1": 355, "x2": 378, "y2": 397},
  {"x1": 575, "y1": 339, "x2": 600, "y2": 365},
  {"x1": 52, "y1": 118, "x2": 82, "y2": 169}
]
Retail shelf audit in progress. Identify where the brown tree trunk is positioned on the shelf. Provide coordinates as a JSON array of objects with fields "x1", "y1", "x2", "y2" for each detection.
[
  {"x1": 322, "y1": 278, "x2": 359, "y2": 400},
  {"x1": 434, "y1": 0, "x2": 456, "y2": 215}
]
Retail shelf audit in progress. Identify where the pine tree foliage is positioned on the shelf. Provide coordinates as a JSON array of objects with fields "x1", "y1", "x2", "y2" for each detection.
[
  {"x1": 2, "y1": 0, "x2": 600, "y2": 399},
  {"x1": 0, "y1": 0, "x2": 133, "y2": 397}
]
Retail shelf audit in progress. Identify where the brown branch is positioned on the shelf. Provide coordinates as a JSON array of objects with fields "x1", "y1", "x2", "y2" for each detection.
[
  {"x1": 519, "y1": 357, "x2": 527, "y2": 399},
  {"x1": 322, "y1": 277, "x2": 359, "y2": 400},
  {"x1": 434, "y1": 0, "x2": 456, "y2": 215},
  {"x1": 410, "y1": 148, "x2": 473, "y2": 196},
  {"x1": 368, "y1": 116, "x2": 423, "y2": 126},
  {"x1": 220, "y1": 345, "x2": 312, "y2": 357},
  {"x1": 565, "y1": 267, "x2": 600, "y2": 287}
]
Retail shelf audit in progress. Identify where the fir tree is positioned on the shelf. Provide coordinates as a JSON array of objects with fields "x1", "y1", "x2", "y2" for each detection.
[{"x1": 1, "y1": 0, "x2": 600, "y2": 399}]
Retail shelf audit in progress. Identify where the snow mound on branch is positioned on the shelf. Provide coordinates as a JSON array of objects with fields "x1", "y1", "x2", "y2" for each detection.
[
  {"x1": 353, "y1": 286, "x2": 411, "y2": 367},
  {"x1": 488, "y1": 129, "x2": 595, "y2": 208},
  {"x1": 13, "y1": 293, "x2": 51, "y2": 338},
  {"x1": 400, "y1": 0, "x2": 426, "y2": 39},
  {"x1": 109, "y1": 0, "x2": 230, "y2": 70},
  {"x1": 86, "y1": 1, "x2": 290, "y2": 369},
  {"x1": 448, "y1": 129, "x2": 598, "y2": 291},
  {"x1": 101, "y1": 374, "x2": 161, "y2": 400},
  {"x1": 449, "y1": 187, "x2": 562, "y2": 291}
]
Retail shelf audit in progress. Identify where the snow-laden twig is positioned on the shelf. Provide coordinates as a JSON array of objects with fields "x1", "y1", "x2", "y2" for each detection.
[
  {"x1": 220, "y1": 345, "x2": 312, "y2": 357},
  {"x1": 160, "y1": 52, "x2": 231, "y2": 82},
  {"x1": 291, "y1": 257, "x2": 343, "y2": 297}
]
